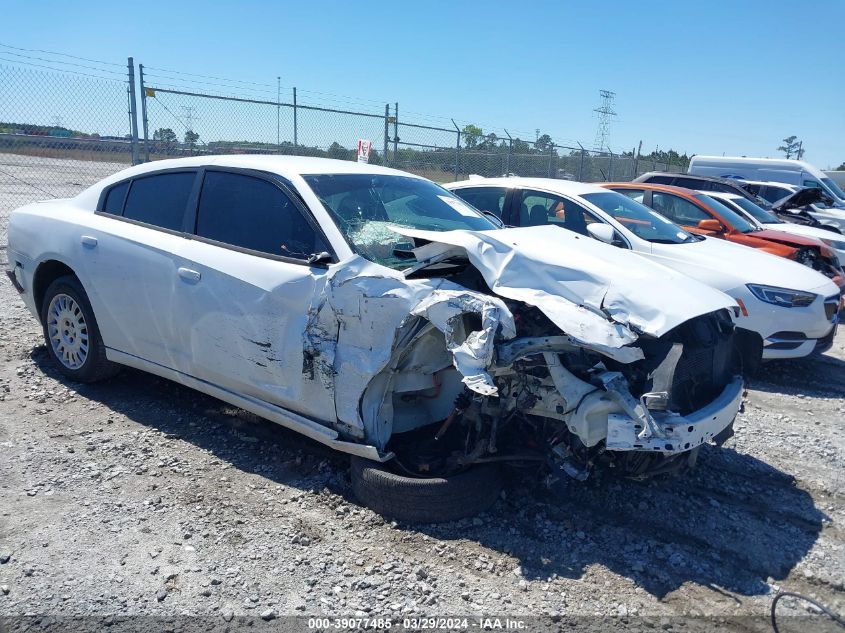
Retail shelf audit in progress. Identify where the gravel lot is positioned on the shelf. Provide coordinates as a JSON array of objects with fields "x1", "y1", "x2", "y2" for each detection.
[{"x1": 0, "y1": 155, "x2": 843, "y2": 631}]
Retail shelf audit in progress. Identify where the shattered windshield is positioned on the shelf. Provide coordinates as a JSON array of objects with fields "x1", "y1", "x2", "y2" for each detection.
[
  {"x1": 581, "y1": 191, "x2": 697, "y2": 244},
  {"x1": 303, "y1": 174, "x2": 496, "y2": 268}
]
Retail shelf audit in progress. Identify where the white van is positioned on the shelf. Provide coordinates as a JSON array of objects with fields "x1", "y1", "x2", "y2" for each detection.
[
  {"x1": 688, "y1": 156, "x2": 845, "y2": 208},
  {"x1": 825, "y1": 171, "x2": 845, "y2": 190}
]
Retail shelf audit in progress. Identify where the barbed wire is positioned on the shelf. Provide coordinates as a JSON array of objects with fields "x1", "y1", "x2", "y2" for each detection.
[
  {"x1": 0, "y1": 41, "x2": 124, "y2": 67},
  {"x1": 0, "y1": 58, "x2": 125, "y2": 83},
  {"x1": 0, "y1": 49, "x2": 126, "y2": 77}
]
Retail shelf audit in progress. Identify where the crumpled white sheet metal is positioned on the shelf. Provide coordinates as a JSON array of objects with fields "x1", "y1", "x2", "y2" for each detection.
[
  {"x1": 305, "y1": 257, "x2": 518, "y2": 435},
  {"x1": 395, "y1": 225, "x2": 735, "y2": 360},
  {"x1": 306, "y1": 225, "x2": 734, "y2": 441},
  {"x1": 410, "y1": 290, "x2": 515, "y2": 396}
]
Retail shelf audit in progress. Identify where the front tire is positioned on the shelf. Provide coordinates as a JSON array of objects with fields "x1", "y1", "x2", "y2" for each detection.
[
  {"x1": 350, "y1": 456, "x2": 503, "y2": 523},
  {"x1": 40, "y1": 275, "x2": 119, "y2": 383}
]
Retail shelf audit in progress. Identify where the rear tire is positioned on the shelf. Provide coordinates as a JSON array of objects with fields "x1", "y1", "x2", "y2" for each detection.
[
  {"x1": 350, "y1": 456, "x2": 503, "y2": 523},
  {"x1": 40, "y1": 275, "x2": 120, "y2": 383}
]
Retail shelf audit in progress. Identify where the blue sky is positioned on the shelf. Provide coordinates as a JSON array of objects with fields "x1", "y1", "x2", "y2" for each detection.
[{"x1": 2, "y1": 0, "x2": 844, "y2": 167}]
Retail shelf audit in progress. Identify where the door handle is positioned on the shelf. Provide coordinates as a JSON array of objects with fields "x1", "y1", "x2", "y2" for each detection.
[
  {"x1": 177, "y1": 267, "x2": 202, "y2": 283},
  {"x1": 81, "y1": 235, "x2": 98, "y2": 248}
]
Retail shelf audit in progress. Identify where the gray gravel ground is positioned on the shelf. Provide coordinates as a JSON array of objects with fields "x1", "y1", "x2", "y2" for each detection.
[{"x1": 0, "y1": 155, "x2": 843, "y2": 631}]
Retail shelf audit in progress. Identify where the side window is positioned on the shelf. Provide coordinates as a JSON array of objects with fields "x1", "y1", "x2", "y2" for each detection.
[
  {"x1": 517, "y1": 190, "x2": 600, "y2": 236},
  {"x1": 651, "y1": 192, "x2": 710, "y2": 225},
  {"x1": 803, "y1": 180, "x2": 821, "y2": 189},
  {"x1": 645, "y1": 175, "x2": 673, "y2": 185},
  {"x1": 123, "y1": 172, "x2": 196, "y2": 231},
  {"x1": 618, "y1": 188, "x2": 646, "y2": 203},
  {"x1": 761, "y1": 186, "x2": 790, "y2": 203},
  {"x1": 196, "y1": 171, "x2": 328, "y2": 260},
  {"x1": 743, "y1": 183, "x2": 762, "y2": 196},
  {"x1": 452, "y1": 187, "x2": 508, "y2": 219},
  {"x1": 102, "y1": 181, "x2": 129, "y2": 214},
  {"x1": 675, "y1": 177, "x2": 708, "y2": 190}
]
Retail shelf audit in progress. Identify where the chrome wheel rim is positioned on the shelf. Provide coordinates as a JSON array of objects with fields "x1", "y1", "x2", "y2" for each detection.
[{"x1": 47, "y1": 293, "x2": 89, "y2": 370}]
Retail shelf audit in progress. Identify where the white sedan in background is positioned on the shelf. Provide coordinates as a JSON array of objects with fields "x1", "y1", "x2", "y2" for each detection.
[
  {"x1": 705, "y1": 191, "x2": 845, "y2": 264},
  {"x1": 6, "y1": 156, "x2": 745, "y2": 521},
  {"x1": 446, "y1": 177, "x2": 840, "y2": 366}
]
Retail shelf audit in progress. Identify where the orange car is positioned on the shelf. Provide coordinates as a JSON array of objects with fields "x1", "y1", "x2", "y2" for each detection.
[{"x1": 602, "y1": 182, "x2": 845, "y2": 290}]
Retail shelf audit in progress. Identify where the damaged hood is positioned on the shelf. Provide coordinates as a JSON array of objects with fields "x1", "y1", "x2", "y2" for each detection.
[
  {"x1": 649, "y1": 234, "x2": 839, "y2": 295},
  {"x1": 396, "y1": 226, "x2": 735, "y2": 353},
  {"x1": 772, "y1": 187, "x2": 832, "y2": 211}
]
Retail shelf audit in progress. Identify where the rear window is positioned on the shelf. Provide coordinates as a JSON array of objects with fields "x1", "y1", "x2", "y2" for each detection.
[
  {"x1": 123, "y1": 172, "x2": 196, "y2": 231},
  {"x1": 102, "y1": 181, "x2": 129, "y2": 214},
  {"x1": 675, "y1": 177, "x2": 709, "y2": 190},
  {"x1": 761, "y1": 186, "x2": 792, "y2": 203},
  {"x1": 452, "y1": 187, "x2": 508, "y2": 219}
]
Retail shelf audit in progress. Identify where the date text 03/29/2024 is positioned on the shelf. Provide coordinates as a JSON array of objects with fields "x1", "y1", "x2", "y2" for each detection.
[{"x1": 307, "y1": 617, "x2": 528, "y2": 630}]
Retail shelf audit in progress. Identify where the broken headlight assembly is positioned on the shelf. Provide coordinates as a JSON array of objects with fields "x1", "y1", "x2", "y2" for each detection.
[{"x1": 746, "y1": 284, "x2": 816, "y2": 308}]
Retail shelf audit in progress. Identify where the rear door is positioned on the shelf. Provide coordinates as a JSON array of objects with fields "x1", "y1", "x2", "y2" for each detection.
[
  {"x1": 175, "y1": 168, "x2": 339, "y2": 422},
  {"x1": 508, "y1": 188, "x2": 606, "y2": 238},
  {"x1": 450, "y1": 186, "x2": 512, "y2": 223},
  {"x1": 82, "y1": 169, "x2": 199, "y2": 368}
]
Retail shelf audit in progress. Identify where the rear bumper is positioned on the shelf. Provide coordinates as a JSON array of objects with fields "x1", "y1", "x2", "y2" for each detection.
[{"x1": 605, "y1": 377, "x2": 744, "y2": 454}]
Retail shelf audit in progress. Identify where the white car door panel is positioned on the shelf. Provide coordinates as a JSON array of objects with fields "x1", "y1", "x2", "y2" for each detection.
[
  {"x1": 174, "y1": 239, "x2": 336, "y2": 422},
  {"x1": 77, "y1": 216, "x2": 188, "y2": 368},
  {"x1": 176, "y1": 169, "x2": 339, "y2": 425},
  {"x1": 76, "y1": 169, "x2": 199, "y2": 369}
]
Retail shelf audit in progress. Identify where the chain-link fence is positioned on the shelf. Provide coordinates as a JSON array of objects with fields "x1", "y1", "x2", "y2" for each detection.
[
  {"x1": 0, "y1": 45, "x2": 691, "y2": 248},
  {"x1": 0, "y1": 57, "x2": 135, "y2": 246},
  {"x1": 139, "y1": 76, "x2": 391, "y2": 167},
  {"x1": 390, "y1": 121, "x2": 687, "y2": 183}
]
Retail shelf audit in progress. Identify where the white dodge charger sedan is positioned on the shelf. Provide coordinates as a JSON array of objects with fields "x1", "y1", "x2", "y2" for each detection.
[
  {"x1": 446, "y1": 177, "x2": 840, "y2": 366},
  {"x1": 7, "y1": 156, "x2": 744, "y2": 521}
]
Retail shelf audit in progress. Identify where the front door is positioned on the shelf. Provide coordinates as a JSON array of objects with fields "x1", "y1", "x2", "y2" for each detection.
[{"x1": 175, "y1": 169, "x2": 338, "y2": 423}]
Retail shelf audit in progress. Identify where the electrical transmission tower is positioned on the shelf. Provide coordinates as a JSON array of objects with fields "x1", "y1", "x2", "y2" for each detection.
[
  {"x1": 592, "y1": 90, "x2": 617, "y2": 152},
  {"x1": 181, "y1": 105, "x2": 197, "y2": 131}
]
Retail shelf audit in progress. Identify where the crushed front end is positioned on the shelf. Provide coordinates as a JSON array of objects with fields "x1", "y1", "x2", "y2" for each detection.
[{"x1": 387, "y1": 305, "x2": 744, "y2": 481}]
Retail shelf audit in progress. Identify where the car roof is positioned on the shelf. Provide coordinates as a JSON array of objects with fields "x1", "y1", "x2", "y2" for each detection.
[
  {"x1": 703, "y1": 191, "x2": 742, "y2": 200},
  {"x1": 446, "y1": 176, "x2": 608, "y2": 197},
  {"x1": 738, "y1": 179, "x2": 797, "y2": 189},
  {"x1": 602, "y1": 181, "x2": 703, "y2": 199},
  {"x1": 635, "y1": 171, "x2": 746, "y2": 187},
  {"x1": 691, "y1": 155, "x2": 823, "y2": 174},
  {"x1": 101, "y1": 154, "x2": 420, "y2": 182},
  {"x1": 73, "y1": 155, "x2": 427, "y2": 211}
]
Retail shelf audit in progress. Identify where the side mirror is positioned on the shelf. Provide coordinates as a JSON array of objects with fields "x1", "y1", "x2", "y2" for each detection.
[
  {"x1": 587, "y1": 222, "x2": 619, "y2": 245},
  {"x1": 307, "y1": 251, "x2": 333, "y2": 266},
  {"x1": 697, "y1": 219, "x2": 723, "y2": 232}
]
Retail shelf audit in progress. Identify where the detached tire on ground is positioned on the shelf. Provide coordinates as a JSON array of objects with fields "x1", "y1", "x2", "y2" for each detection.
[
  {"x1": 40, "y1": 274, "x2": 120, "y2": 383},
  {"x1": 350, "y1": 456, "x2": 504, "y2": 523}
]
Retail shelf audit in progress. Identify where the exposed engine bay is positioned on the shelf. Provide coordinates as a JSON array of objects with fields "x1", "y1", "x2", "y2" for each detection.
[{"x1": 375, "y1": 258, "x2": 742, "y2": 481}]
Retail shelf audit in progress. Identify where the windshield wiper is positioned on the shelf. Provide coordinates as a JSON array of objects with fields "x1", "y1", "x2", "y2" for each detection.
[
  {"x1": 402, "y1": 251, "x2": 466, "y2": 277},
  {"x1": 391, "y1": 248, "x2": 417, "y2": 260}
]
